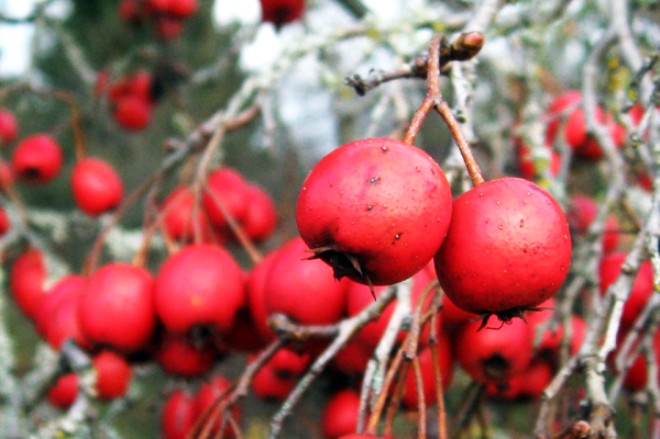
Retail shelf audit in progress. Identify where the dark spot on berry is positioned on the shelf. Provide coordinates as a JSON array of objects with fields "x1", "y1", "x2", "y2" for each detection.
[
  {"x1": 366, "y1": 205, "x2": 373, "y2": 211},
  {"x1": 369, "y1": 177, "x2": 380, "y2": 184}
]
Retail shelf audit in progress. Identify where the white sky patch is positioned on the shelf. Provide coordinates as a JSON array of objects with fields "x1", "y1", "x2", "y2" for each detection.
[{"x1": 0, "y1": 1, "x2": 36, "y2": 76}]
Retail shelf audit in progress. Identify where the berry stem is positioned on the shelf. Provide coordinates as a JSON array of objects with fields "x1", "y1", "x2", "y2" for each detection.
[
  {"x1": 403, "y1": 34, "x2": 485, "y2": 186},
  {"x1": 52, "y1": 90, "x2": 86, "y2": 161}
]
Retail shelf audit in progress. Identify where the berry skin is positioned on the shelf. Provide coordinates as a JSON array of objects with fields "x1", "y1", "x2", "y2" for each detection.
[
  {"x1": 11, "y1": 134, "x2": 63, "y2": 184},
  {"x1": 296, "y1": 137, "x2": 453, "y2": 287},
  {"x1": 0, "y1": 206, "x2": 10, "y2": 236},
  {"x1": 112, "y1": 95, "x2": 153, "y2": 131},
  {"x1": 434, "y1": 177, "x2": 571, "y2": 322},
  {"x1": 9, "y1": 248, "x2": 46, "y2": 319},
  {"x1": 71, "y1": 157, "x2": 124, "y2": 216},
  {"x1": 77, "y1": 262, "x2": 156, "y2": 353},
  {"x1": 0, "y1": 108, "x2": 18, "y2": 144},
  {"x1": 153, "y1": 244, "x2": 245, "y2": 334}
]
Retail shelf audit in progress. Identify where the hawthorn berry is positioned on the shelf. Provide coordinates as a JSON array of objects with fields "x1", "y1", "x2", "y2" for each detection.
[
  {"x1": 71, "y1": 157, "x2": 124, "y2": 216},
  {"x1": 0, "y1": 206, "x2": 10, "y2": 236},
  {"x1": 321, "y1": 388, "x2": 361, "y2": 439},
  {"x1": 0, "y1": 108, "x2": 18, "y2": 144},
  {"x1": 77, "y1": 262, "x2": 156, "y2": 353},
  {"x1": 11, "y1": 134, "x2": 63, "y2": 184},
  {"x1": 161, "y1": 389, "x2": 196, "y2": 439},
  {"x1": 434, "y1": 177, "x2": 571, "y2": 323},
  {"x1": 9, "y1": 247, "x2": 46, "y2": 319},
  {"x1": 263, "y1": 237, "x2": 349, "y2": 325},
  {"x1": 296, "y1": 137, "x2": 453, "y2": 287},
  {"x1": 453, "y1": 317, "x2": 534, "y2": 385},
  {"x1": 153, "y1": 243, "x2": 245, "y2": 334},
  {"x1": 599, "y1": 252, "x2": 654, "y2": 331}
]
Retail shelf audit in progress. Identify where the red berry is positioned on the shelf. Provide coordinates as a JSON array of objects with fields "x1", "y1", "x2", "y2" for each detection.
[
  {"x1": 202, "y1": 167, "x2": 249, "y2": 231},
  {"x1": 47, "y1": 373, "x2": 78, "y2": 409},
  {"x1": 434, "y1": 177, "x2": 571, "y2": 322},
  {"x1": 239, "y1": 183, "x2": 278, "y2": 242},
  {"x1": 599, "y1": 252, "x2": 654, "y2": 330},
  {"x1": 296, "y1": 137, "x2": 453, "y2": 286},
  {"x1": 154, "y1": 244, "x2": 245, "y2": 334},
  {"x1": 155, "y1": 15, "x2": 185, "y2": 40},
  {"x1": 268, "y1": 347, "x2": 310, "y2": 378},
  {"x1": 78, "y1": 262, "x2": 156, "y2": 353},
  {"x1": 152, "y1": 331, "x2": 216, "y2": 377},
  {"x1": 12, "y1": 134, "x2": 63, "y2": 184},
  {"x1": 245, "y1": 249, "x2": 279, "y2": 343},
  {"x1": 9, "y1": 248, "x2": 46, "y2": 319},
  {"x1": 321, "y1": 388, "x2": 361, "y2": 439},
  {"x1": 112, "y1": 95, "x2": 153, "y2": 131},
  {"x1": 0, "y1": 206, "x2": 10, "y2": 236},
  {"x1": 160, "y1": 186, "x2": 212, "y2": 242},
  {"x1": 259, "y1": 0, "x2": 305, "y2": 26},
  {"x1": 251, "y1": 362, "x2": 296, "y2": 401},
  {"x1": 486, "y1": 358, "x2": 554, "y2": 400},
  {"x1": 93, "y1": 350, "x2": 132, "y2": 399},
  {"x1": 166, "y1": 0, "x2": 198, "y2": 18},
  {"x1": 453, "y1": 317, "x2": 534, "y2": 385},
  {"x1": 36, "y1": 275, "x2": 88, "y2": 350},
  {"x1": 71, "y1": 157, "x2": 124, "y2": 216},
  {"x1": 0, "y1": 108, "x2": 18, "y2": 144},
  {"x1": 161, "y1": 389, "x2": 196, "y2": 439},
  {"x1": 332, "y1": 339, "x2": 372, "y2": 375},
  {"x1": 264, "y1": 237, "x2": 349, "y2": 325}
]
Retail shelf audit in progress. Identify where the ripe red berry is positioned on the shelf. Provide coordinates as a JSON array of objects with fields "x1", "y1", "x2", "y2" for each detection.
[
  {"x1": 35, "y1": 275, "x2": 89, "y2": 350},
  {"x1": 599, "y1": 252, "x2": 654, "y2": 331},
  {"x1": 251, "y1": 362, "x2": 296, "y2": 401},
  {"x1": 71, "y1": 157, "x2": 124, "y2": 216},
  {"x1": 239, "y1": 183, "x2": 278, "y2": 242},
  {"x1": 202, "y1": 167, "x2": 249, "y2": 231},
  {"x1": 9, "y1": 247, "x2": 46, "y2": 319},
  {"x1": 453, "y1": 317, "x2": 534, "y2": 385},
  {"x1": 434, "y1": 177, "x2": 571, "y2": 323},
  {"x1": 166, "y1": 0, "x2": 198, "y2": 18},
  {"x1": 78, "y1": 262, "x2": 156, "y2": 353},
  {"x1": 112, "y1": 95, "x2": 153, "y2": 131},
  {"x1": 259, "y1": 0, "x2": 305, "y2": 27},
  {"x1": 321, "y1": 388, "x2": 361, "y2": 439},
  {"x1": 12, "y1": 134, "x2": 63, "y2": 184},
  {"x1": 161, "y1": 389, "x2": 196, "y2": 439},
  {"x1": 0, "y1": 206, "x2": 10, "y2": 236},
  {"x1": 245, "y1": 249, "x2": 279, "y2": 343},
  {"x1": 296, "y1": 137, "x2": 453, "y2": 287},
  {"x1": 47, "y1": 373, "x2": 78, "y2": 409},
  {"x1": 160, "y1": 186, "x2": 213, "y2": 242},
  {"x1": 264, "y1": 237, "x2": 349, "y2": 325},
  {"x1": 152, "y1": 331, "x2": 216, "y2": 377},
  {"x1": 0, "y1": 108, "x2": 18, "y2": 144},
  {"x1": 154, "y1": 244, "x2": 245, "y2": 334},
  {"x1": 93, "y1": 350, "x2": 133, "y2": 399}
]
